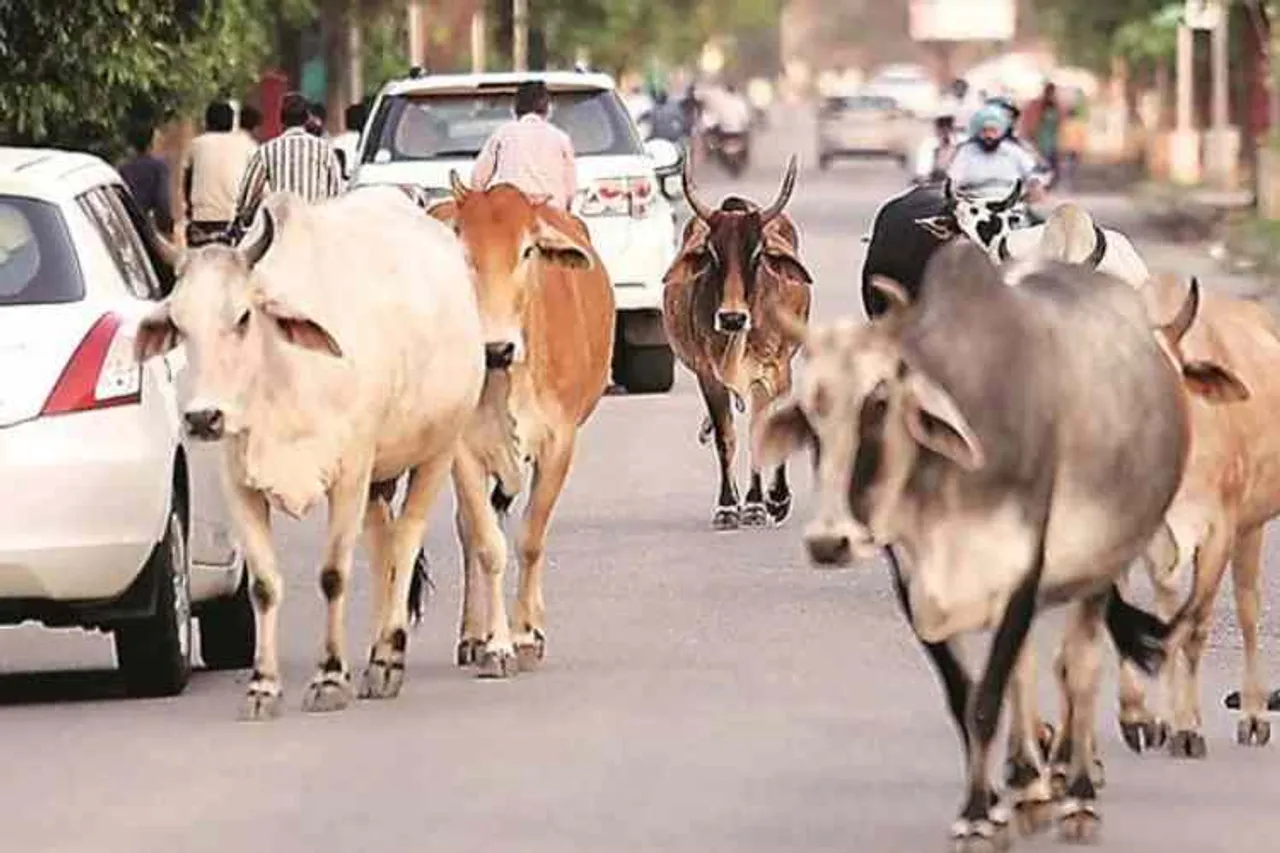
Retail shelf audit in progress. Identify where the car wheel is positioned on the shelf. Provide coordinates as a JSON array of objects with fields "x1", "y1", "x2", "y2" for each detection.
[
  {"x1": 115, "y1": 504, "x2": 193, "y2": 698},
  {"x1": 619, "y1": 342, "x2": 675, "y2": 394},
  {"x1": 199, "y1": 564, "x2": 256, "y2": 671}
]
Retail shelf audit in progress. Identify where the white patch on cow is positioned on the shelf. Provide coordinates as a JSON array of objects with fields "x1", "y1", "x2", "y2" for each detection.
[{"x1": 905, "y1": 500, "x2": 1036, "y2": 644}]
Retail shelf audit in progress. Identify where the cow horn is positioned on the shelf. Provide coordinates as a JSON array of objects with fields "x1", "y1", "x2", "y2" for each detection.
[
  {"x1": 761, "y1": 155, "x2": 799, "y2": 223},
  {"x1": 449, "y1": 169, "x2": 471, "y2": 201},
  {"x1": 681, "y1": 146, "x2": 714, "y2": 221},
  {"x1": 992, "y1": 179, "x2": 1023, "y2": 212},
  {"x1": 239, "y1": 207, "x2": 275, "y2": 268},
  {"x1": 942, "y1": 178, "x2": 955, "y2": 205},
  {"x1": 1163, "y1": 277, "x2": 1201, "y2": 345}
]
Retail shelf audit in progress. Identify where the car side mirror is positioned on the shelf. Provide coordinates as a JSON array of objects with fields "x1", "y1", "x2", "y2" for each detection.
[{"x1": 645, "y1": 138, "x2": 682, "y2": 174}]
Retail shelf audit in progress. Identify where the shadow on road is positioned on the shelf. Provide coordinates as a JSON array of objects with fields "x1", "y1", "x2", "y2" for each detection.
[{"x1": 0, "y1": 668, "x2": 129, "y2": 707}]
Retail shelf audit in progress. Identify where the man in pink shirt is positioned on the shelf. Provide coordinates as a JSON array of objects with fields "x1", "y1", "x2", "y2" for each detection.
[{"x1": 472, "y1": 81, "x2": 577, "y2": 210}]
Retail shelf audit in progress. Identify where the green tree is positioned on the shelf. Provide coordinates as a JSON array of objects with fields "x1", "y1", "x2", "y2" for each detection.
[{"x1": 0, "y1": 0, "x2": 311, "y2": 159}]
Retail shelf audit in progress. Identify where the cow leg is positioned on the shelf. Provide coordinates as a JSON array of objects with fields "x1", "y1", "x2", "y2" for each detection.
[
  {"x1": 742, "y1": 381, "x2": 773, "y2": 528},
  {"x1": 361, "y1": 456, "x2": 454, "y2": 699},
  {"x1": 454, "y1": 499, "x2": 488, "y2": 667},
  {"x1": 301, "y1": 463, "x2": 374, "y2": 713},
  {"x1": 361, "y1": 484, "x2": 397, "y2": 657},
  {"x1": 1054, "y1": 595, "x2": 1107, "y2": 844},
  {"x1": 697, "y1": 373, "x2": 740, "y2": 530},
  {"x1": 228, "y1": 484, "x2": 283, "y2": 722},
  {"x1": 1117, "y1": 540, "x2": 1175, "y2": 754},
  {"x1": 1004, "y1": 644, "x2": 1055, "y2": 836},
  {"x1": 1229, "y1": 526, "x2": 1272, "y2": 746},
  {"x1": 951, "y1": 568, "x2": 1040, "y2": 852},
  {"x1": 453, "y1": 448, "x2": 516, "y2": 678},
  {"x1": 511, "y1": 432, "x2": 575, "y2": 670}
]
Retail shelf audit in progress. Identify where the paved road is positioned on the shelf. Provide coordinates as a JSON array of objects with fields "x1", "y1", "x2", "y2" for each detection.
[{"x1": 2, "y1": 112, "x2": 1277, "y2": 853}]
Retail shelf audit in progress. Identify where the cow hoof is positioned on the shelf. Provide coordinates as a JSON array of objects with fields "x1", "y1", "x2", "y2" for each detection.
[
  {"x1": 457, "y1": 637, "x2": 486, "y2": 667},
  {"x1": 1014, "y1": 798, "x2": 1055, "y2": 837},
  {"x1": 949, "y1": 815, "x2": 1010, "y2": 853},
  {"x1": 1237, "y1": 717, "x2": 1271, "y2": 747},
  {"x1": 477, "y1": 648, "x2": 517, "y2": 679},
  {"x1": 515, "y1": 629, "x2": 547, "y2": 672},
  {"x1": 358, "y1": 658, "x2": 405, "y2": 700},
  {"x1": 1055, "y1": 800, "x2": 1101, "y2": 844},
  {"x1": 1035, "y1": 722, "x2": 1055, "y2": 760},
  {"x1": 1168, "y1": 730, "x2": 1208, "y2": 759},
  {"x1": 1120, "y1": 718, "x2": 1169, "y2": 754},
  {"x1": 239, "y1": 681, "x2": 283, "y2": 722},
  {"x1": 712, "y1": 506, "x2": 740, "y2": 531},
  {"x1": 302, "y1": 671, "x2": 354, "y2": 713},
  {"x1": 740, "y1": 502, "x2": 769, "y2": 528},
  {"x1": 765, "y1": 494, "x2": 792, "y2": 526}
]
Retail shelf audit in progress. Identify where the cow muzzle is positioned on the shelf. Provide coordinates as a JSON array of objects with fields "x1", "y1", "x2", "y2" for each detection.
[
  {"x1": 803, "y1": 518, "x2": 878, "y2": 568},
  {"x1": 184, "y1": 407, "x2": 226, "y2": 441},
  {"x1": 714, "y1": 310, "x2": 751, "y2": 334}
]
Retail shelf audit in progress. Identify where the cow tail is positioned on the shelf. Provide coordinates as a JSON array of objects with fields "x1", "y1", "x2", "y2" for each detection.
[
  {"x1": 1104, "y1": 583, "x2": 1178, "y2": 676},
  {"x1": 407, "y1": 549, "x2": 435, "y2": 628}
]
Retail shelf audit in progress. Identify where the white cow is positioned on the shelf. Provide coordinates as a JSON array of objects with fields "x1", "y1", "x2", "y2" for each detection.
[
  {"x1": 998, "y1": 202, "x2": 1150, "y2": 289},
  {"x1": 136, "y1": 187, "x2": 485, "y2": 720}
]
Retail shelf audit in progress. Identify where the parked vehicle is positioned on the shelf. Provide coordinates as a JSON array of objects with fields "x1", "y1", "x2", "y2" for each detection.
[
  {"x1": 0, "y1": 148, "x2": 253, "y2": 697},
  {"x1": 350, "y1": 69, "x2": 682, "y2": 394}
]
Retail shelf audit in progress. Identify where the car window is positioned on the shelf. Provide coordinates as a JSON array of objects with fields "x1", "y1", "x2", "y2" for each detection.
[
  {"x1": 78, "y1": 187, "x2": 161, "y2": 300},
  {"x1": 105, "y1": 185, "x2": 169, "y2": 298},
  {"x1": 367, "y1": 88, "x2": 643, "y2": 163},
  {"x1": 823, "y1": 95, "x2": 898, "y2": 115},
  {"x1": 0, "y1": 196, "x2": 85, "y2": 306}
]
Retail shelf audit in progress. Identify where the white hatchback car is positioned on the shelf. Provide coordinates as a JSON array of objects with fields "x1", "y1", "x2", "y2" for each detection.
[
  {"x1": 350, "y1": 69, "x2": 684, "y2": 394},
  {"x1": 0, "y1": 148, "x2": 252, "y2": 697}
]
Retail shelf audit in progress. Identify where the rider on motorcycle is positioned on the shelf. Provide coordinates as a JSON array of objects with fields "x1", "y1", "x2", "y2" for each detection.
[
  {"x1": 913, "y1": 109, "x2": 961, "y2": 185},
  {"x1": 643, "y1": 89, "x2": 690, "y2": 144},
  {"x1": 946, "y1": 103, "x2": 1049, "y2": 202}
]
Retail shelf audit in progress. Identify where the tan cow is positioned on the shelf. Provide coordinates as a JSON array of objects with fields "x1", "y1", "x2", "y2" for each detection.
[
  {"x1": 663, "y1": 154, "x2": 813, "y2": 530},
  {"x1": 1113, "y1": 272, "x2": 1272, "y2": 757},
  {"x1": 430, "y1": 175, "x2": 614, "y2": 678},
  {"x1": 136, "y1": 187, "x2": 485, "y2": 719}
]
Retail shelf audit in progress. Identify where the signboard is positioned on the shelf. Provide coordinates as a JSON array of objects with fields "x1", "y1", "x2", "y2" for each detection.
[
  {"x1": 1184, "y1": 0, "x2": 1224, "y2": 31},
  {"x1": 909, "y1": 0, "x2": 1016, "y2": 42}
]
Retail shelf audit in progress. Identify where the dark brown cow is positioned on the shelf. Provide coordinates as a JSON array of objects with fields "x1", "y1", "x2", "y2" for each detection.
[{"x1": 662, "y1": 154, "x2": 813, "y2": 530}]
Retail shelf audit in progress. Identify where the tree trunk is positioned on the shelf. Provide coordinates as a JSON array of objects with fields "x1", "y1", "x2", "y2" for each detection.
[{"x1": 322, "y1": 0, "x2": 350, "y2": 134}]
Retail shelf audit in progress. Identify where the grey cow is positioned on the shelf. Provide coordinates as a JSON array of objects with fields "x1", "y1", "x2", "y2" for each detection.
[{"x1": 755, "y1": 242, "x2": 1247, "y2": 852}]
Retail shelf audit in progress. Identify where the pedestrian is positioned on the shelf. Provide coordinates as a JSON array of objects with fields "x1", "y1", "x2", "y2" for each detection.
[
  {"x1": 1060, "y1": 103, "x2": 1088, "y2": 191},
  {"x1": 182, "y1": 99, "x2": 257, "y2": 247},
  {"x1": 118, "y1": 121, "x2": 175, "y2": 239},
  {"x1": 238, "y1": 103, "x2": 263, "y2": 144},
  {"x1": 471, "y1": 80, "x2": 577, "y2": 212},
  {"x1": 913, "y1": 110, "x2": 959, "y2": 185},
  {"x1": 1021, "y1": 81, "x2": 1064, "y2": 187},
  {"x1": 231, "y1": 91, "x2": 346, "y2": 232},
  {"x1": 332, "y1": 100, "x2": 367, "y2": 179}
]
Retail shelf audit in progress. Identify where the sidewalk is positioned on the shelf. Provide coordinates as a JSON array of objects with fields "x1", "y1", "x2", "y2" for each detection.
[{"x1": 1050, "y1": 189, "x2": 1277, "y2": 304}]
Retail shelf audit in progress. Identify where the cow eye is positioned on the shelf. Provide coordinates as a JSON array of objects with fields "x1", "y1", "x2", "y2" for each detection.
[
  {"x1": 969, "y1": 205, "x2": 980, "y2": 216},
  {"x1": 522, "y1": 244, "x2": 537, "y2": 261},
  {"x1": 235, "y1": 310, "x2": 251, "y2": 335}
]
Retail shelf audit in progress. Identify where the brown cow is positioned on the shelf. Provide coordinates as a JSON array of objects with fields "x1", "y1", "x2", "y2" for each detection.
[
  {"x1": 1112, "y1": 272, "x2": 1274, "y2": 757},
  {"x1": 430, "y1": 175, "x2": 614, "y2": 678},
  {"x1": 663, "y1": 154, "x2": 813, "y2": 530}
]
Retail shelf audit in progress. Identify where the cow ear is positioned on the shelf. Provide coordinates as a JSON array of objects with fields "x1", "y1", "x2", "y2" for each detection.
[
  {"x1": 914, "y1": 214, "x2": 959, "y2": 241},
  {"x1": 902, "y1": 370, "x2": 985, "y2": 471},
  {"x1": 869, "y1": 275, "x2": 912, "y2": 316},
  {"x1": 532, "y1": 218, "x2": 594, "y2": 270},
  {"x1": 428, "y1": 199, "x2": 458, "y2": 230},
  {"x1": 753, "y1": 397, "x2": 814, "y2": 469},
  {"x1": 259, "y1": 299, "x2": 343, "y2": 358},
  {"x1": 763, "y1": 229, "x2": 813, "y2": 284},
  {"x1": 1183, "y1": 361, "x2": 1250, "y2": 404},
  {"x1": 134, "y1": 303, "x2": 181, "y2": 362}
]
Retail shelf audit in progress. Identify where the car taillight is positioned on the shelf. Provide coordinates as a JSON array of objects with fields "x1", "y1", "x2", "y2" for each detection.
[
  {"x1": 579, "y1": 176, "x2": 655, "y2": 218},
  {"x1": 41, "y1": 312, "x2": 143, "y2": 417}
]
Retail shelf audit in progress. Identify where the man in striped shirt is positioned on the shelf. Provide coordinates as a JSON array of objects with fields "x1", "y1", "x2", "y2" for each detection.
[{"x1": 232, "y1": 91, "x2": 346, "y2": 231}]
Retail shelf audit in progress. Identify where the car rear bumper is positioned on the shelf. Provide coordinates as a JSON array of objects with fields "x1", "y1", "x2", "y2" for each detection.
[
  {"x1": 0, "y1": 405, "x2": 172, "y2": 605},
  {"x1": 582, "y1": 208, "x2": 676, "y2": 313}
]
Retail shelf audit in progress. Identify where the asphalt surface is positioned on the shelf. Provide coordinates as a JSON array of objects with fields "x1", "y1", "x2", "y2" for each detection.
[{"x1": 2, "y1": 107, "x2": 1278, "y2": 853}]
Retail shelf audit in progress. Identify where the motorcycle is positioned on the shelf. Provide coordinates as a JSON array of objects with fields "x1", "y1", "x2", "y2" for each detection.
[{"x1": 706, "y1": 127, "x2": 750, "y2": 177}]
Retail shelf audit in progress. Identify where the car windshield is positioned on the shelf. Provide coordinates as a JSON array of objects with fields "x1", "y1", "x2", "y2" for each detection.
[
  {"x1": 365, "y1": 87, "x2": 643, "y2": 163},
  {"x1": 0, "y1": 196, "x2": 84, "y2": 306},
  {"x1": 824, "y1": 95, "x2": 898, "y2": 114}
]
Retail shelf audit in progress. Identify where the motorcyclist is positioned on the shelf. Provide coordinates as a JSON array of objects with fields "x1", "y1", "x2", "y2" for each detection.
[
  {"x1": 913, "y1": 110, "x2": 961, "y2": 185},
  {"x1": 946, "y1": 103, "x2": 1048, "y2": 202},
  {"x1": 643, "y1": 89, "x2": 689, "y2": 144}
]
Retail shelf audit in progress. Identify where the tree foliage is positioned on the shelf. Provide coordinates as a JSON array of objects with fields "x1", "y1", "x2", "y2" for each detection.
[
  {"x1": 1033, "y1": 0, "x2": 1175, "y2": 71},
  {"x1": 0, "y1": 0, "x2": 316, "y2": 158}
]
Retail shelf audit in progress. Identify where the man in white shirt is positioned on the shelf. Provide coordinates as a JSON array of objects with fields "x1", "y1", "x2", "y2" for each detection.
[
  {"x1": 471, "y1": 80, "x2": 577, "y2": 211},
  {"x1": 183, "y1": 100, "x2": 258, "y2": 247},
  {"x1": 947, "y1": 104, "x2": 1046, "y2": 201}
]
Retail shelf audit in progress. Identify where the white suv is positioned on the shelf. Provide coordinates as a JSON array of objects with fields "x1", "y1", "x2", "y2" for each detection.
[
  {"x1": 0, "y1": 148, "x2": 252, "y2": 696},
  {"x1": 350, "y1": 69, "x2": 683, "y2": 394}
]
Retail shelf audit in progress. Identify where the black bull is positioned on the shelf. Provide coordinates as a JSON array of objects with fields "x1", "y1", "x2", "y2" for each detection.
[{"x1": 860, "y1": 184, "x2": 954, "y2": 319}]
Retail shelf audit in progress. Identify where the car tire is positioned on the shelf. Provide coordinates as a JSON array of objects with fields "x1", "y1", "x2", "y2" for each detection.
[
  {"x1": 115, "y1": 504, "x2": 193, "y2": 698},
  {"x1": 199, "y1": 564, "x2": 256, "y2": 671},
  {"x1": 618, "y1": 342, "x2": 675, "y2": 394}
]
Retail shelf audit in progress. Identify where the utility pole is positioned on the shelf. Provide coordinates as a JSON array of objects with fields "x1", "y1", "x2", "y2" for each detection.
[
  {"x1": 407, "y1": 1, "x2": 425, "y2": 67},
  {"x1": 1169, "y1": 15, "x2": 1201, "y2": 185},
  {"x1": 513, "y1": 0, "x2": 529, "y2": 72},
  {"x1": 348, "y1": 19, "x2": 363, "y2": 104},
  {"x1": 471, "y1": 8, "x2": 487, "y2": 73}
]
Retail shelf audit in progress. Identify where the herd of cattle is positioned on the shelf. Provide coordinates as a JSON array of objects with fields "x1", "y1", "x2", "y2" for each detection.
[{"x1": 132, "y1": 153, "x2": 1279, "y2": 851}]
